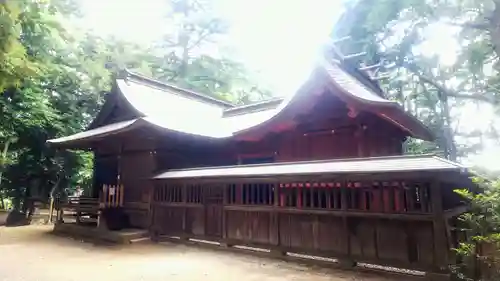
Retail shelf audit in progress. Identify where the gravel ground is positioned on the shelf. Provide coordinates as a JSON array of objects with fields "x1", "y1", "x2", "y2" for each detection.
[{"x1": 0, "y1": 225, "x2": 417, "y2": 281}]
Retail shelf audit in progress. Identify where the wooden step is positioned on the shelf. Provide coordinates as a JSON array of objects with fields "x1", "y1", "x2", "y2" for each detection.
[
  {"x1": 129, "y1": 237, "x2": 151, "y2": 244},
  {"x1": 53, "y1": 223, "x2": 150, "y2": 244}
]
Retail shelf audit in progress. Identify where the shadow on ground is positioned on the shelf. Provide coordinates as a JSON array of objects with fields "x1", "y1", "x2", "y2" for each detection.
[{"x1": 0, "y1": 225, "x2": 418, "y2": 281}]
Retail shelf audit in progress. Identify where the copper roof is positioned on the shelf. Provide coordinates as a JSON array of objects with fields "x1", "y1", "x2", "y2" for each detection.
[
  {"x1": 47, "y1": 60, "x2": 434, "y2": 147},
  {"x1": 47, "y1": 119, "x2": 141, "y2": 147},
  {"x1": 153, "y1": 155, "x2": 466, "y2": 180}
]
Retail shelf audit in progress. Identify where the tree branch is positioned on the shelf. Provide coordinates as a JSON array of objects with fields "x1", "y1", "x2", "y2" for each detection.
[
  {"x1": 187, "y1": 30, "x2": 213, "y2": 51},
  {"x1": 406, "y1": 66, "x2": 498, "y2": 104},
  {"x1": 446, "y1": 21, "x2": 490, "y2": 31},
  {"x1": 446, "y1": 92, "x2": 497, "y2": 104}
]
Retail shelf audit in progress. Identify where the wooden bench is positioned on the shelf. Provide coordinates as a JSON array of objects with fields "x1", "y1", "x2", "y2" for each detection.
[{"x1": 58, "y1": 196, "x2": 100, "y2": 224}]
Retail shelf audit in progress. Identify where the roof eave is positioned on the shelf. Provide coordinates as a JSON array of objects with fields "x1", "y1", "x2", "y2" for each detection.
[
  {"x1": 320, "y1": 63, "x2": 435, "y2": 141},
  {"x1": 152, "y1": 154, "x2": 466, "y2": 180},
  {"x1": 46, "y1": 118, "x2": 145, "y2": 149}
]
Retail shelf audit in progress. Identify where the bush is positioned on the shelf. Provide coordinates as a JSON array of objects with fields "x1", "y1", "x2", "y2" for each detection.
[{"x1": 453, "y1": 177, "x2": 500, "y2": 281}]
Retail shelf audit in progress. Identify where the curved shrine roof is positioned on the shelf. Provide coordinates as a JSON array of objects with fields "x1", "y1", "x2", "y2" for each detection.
[{"x1": 47, "y1": 60, "x2": 434, "y2": 147}]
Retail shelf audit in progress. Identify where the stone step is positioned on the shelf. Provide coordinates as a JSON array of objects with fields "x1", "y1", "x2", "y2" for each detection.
[
  {"x1": 129, "y1": 237, "x2": 151, "y2": 244},
  {"x1": 53, "y1": 223, "x2": 150, "y2": 244}
]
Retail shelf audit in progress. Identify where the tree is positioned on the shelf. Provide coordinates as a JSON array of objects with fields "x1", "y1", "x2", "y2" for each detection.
[
  {"x1": 0, "y1": 0, "x2": 124, "y2": 206},
  {"x1": 0, "y1": 0, "x2": 273, "y2": 209},
  {"x1": 332, "y1": 0, "x2": 500, "y2": 161},
  {"x1": 147, "y1": 0, "x2": 271, "y2": 103},
  {"x1": 454, "y1": 177, "x2": 500, "y2": 280}
]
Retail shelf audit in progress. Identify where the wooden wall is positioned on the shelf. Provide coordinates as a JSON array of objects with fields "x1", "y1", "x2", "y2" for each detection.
[
  {"x1": 91, "y1": 108, "x2": 408, "y2": 229},
  {"x1": 151, "y1": 177, "x2": 453, "y2": 274},
  {"x1": 92, "y1": 130, "x2": 158, "y2": 228},
  {"x1": 120, "y1": 150, "x2": 155, "y2": 228},
  {"x1": 233, "y1": 92, "x2": 406, "y2": 162},
  {"x1": 235, "y1": 114, "x2": 405, "y2": 163},
  {"x1": 89, "y1": 87, "x2": 409, "y2": 230}
]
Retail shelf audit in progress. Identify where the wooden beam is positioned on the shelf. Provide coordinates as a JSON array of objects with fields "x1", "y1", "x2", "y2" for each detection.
[
  {"x1": 222, "y1": 184, "x2": 227, "y2": 240},
  {"x1": 431, "y1": 179, "x2": 449, "y2": 272},
  {"x1": 359, "y1": 63, "x2": 381, "y2": 71},
  {"x1": 331, "y1": 36, "x2": 351, "y2": 44},
  {"x1": 342, "y1": 52, "x2": 367, "y2": 60}
]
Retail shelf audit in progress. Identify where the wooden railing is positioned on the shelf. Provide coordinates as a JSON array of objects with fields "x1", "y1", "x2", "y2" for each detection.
[
  {"x1": 52, "y1": 184, "x2": 125, "y2": 225},
  {"x1": 54, "y1": 196, "x2": 99, "y2": 224},
  {"x1": 99, "y1": 184, "x2": 124, "y2": 208},
  {"x1": 153, "y1": 180, "x2": 433, "y2": 216},
  {"x1": 151, "y1": 178, "x2": 456, "y2": 276}
]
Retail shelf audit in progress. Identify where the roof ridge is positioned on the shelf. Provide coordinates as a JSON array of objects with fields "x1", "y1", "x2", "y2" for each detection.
[
  {"x1": 121, "y1": 68, "x2": 236, "y2": 108},
  {"x1": 223, "y1": 97, "x2": 284, "y2": 117}
]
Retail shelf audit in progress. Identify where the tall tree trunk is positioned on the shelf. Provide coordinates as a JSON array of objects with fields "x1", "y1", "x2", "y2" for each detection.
[
  {"x1": 0, "y1": 192, "x2": 4, "y2": 209},
  {"x1": 0, "y1": 140, "x2": 11, "y2": 187},
  {"x1": 0, "y1": 140, "x2": 11, "y2": 210},
  {"x1": 439, "y1": 92, "x2": 458, "y2": 161}
]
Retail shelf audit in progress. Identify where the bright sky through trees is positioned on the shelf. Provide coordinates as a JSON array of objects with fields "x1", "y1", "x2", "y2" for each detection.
[
  {"x1": 80, "y1": 0, "x2": 499, "y2": 170},
  {"x1": 81, "y1": 0, "x2": 342, "y2": 94}
]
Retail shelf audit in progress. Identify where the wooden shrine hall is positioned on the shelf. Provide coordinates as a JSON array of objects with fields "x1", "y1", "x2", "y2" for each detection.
[{"x1": 47, "y1": 59, "x2": 474, "y2": 278}]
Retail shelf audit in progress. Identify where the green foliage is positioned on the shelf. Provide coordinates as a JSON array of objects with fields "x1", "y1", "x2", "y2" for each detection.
[
  {"x1": 453, "y1": 178, "x2": 500, "y2": 280},
  {"x1": 334, "y1": 0, "x2": 500, "y2": 160},
  {"x1": 148, "y1": 0, "x2": 271, "y2": 103},
  {"x1": 0, "y1": 0, "x2": 272, "y2": 207},
  {"x1": 0, "y1": 0, "x2": 159, "y2": 203}
]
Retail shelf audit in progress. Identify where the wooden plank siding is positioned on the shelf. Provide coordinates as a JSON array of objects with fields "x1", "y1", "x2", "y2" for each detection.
[{"x1": 150, "y1": 177, "x2": 450, "y2": 274}]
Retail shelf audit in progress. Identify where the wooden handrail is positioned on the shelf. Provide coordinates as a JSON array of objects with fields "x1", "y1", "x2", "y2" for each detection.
[{"x1": 99, "y1": 184, "x2": 124, "y2": 208}]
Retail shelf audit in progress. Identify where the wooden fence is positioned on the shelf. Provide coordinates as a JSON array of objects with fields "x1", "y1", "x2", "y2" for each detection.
[
  {"x1": 52, "y1": 184, "x2": 124, "y2": 225},
  {"x1": 150, "y1": 178, "x2": 458, "y2": 275}
]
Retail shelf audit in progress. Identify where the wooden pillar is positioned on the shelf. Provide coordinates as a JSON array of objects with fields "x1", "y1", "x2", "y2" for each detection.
[
  {"x1": 148, "y1": 183, "x2": 156, "y2": 233},
  {"x1": 220, "y1": 184, "x2": 232, "y2": 247},
  {"x1": 340, "y1": 180, "x2": 356, "y2": 267},
  {"x1": 92, "y1": 155, "x2": 98, "y2": 198},
  {"x1": 271, "y1": 182, "x2": 285, "y2": 256},
  {"x1": 222, "y1": 184, "x2": 227, "y2": 239},
  {"x1": 76, "y1": 210, "x2": 81, "y2": 225},
  {"x1": 356, "y1": 125, "x2": 365, "y2": 157},
  {"x1": 182, "y1": 183, "x2": 187, "y2": 234},
  {"x1": 117, "y1": 143, "x2": 123, "y2": 186},
  {"x1": 431, "y1": 179, "x2": 449, "y2": 272},
  {"x1": 202, "y1": 184, "x2": 208, "y2": 236}
]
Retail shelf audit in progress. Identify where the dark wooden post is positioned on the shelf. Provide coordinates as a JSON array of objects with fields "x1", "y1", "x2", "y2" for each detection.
[
  {"x1": 220, "y1": 184, "x2": 231, "y2": 247},
  {"x1": 430, "y1": 179, "x2": 450, "y2": 276},
  {"x1": 340, "y1": 180, "x2": 356, "y2": 267},
  {"x1": 356, "y1": 124, "x2": 365, "y2": 157},
  {"x1": 92, "y1": 155, "x2": 98, "y2": 198},
  {"x1": 117, "y1": 143, "x2": 123, "y2": 186},
  {"x1": 149, "y1": 183, "x2": 158, "y2": 242},
  {"x1": 181, "y1": 183, "x2": 186, "y2": 232},
  {"x1": 202, "y1": 184, "x2": 208, "y2": 237},
  {"x1": 271, "y1": 182, "x2": 285, "y2": 257}
]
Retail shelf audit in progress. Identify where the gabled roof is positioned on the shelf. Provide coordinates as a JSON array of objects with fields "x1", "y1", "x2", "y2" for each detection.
[
  {"x1": 48, "y1": 119, "x2": 141, "y2": 146},
  {"x1": 47, "y1": 60, "x2": 434, "y2": 147},
  {"x1": 153, "y1": 154, "x2": 467, "y2": 180}
]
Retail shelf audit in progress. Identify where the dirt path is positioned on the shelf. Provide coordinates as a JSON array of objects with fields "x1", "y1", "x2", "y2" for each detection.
[{"x1": 0, "y1": 225, "x2": 415, "y2": 281}]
